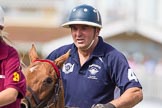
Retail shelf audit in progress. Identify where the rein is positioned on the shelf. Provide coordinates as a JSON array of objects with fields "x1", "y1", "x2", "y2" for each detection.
[{"x1": 25, "y1": 59, "x2": 61, "y2": 108}]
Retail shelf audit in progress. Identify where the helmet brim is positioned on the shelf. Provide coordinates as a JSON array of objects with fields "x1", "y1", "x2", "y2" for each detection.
[{"x1": 61, "y1": 21, "x2": 102, "y2": 28}]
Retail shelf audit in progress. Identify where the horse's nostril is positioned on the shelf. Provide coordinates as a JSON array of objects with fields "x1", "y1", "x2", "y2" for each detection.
[{"x1": 44, "y1": 77, "x2": 53, "y2": 84}]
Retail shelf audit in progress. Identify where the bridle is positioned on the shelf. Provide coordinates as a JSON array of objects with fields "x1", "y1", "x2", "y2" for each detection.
[{"x1": 24, "y1": 59, "x2": 61, "y2": 108}]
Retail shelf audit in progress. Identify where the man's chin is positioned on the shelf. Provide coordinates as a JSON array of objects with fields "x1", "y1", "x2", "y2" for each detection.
[{"x1": 78, "y1": 46, "x2": 87, "y2": 50}]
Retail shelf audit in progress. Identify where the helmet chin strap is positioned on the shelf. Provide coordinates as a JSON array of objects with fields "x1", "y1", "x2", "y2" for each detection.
[
  {"x1": 81, "y1": 28, "x2": 98, "y2": 51},
  {"x1": 83, "y1": 39, "x2": 95, "y2": 50}
]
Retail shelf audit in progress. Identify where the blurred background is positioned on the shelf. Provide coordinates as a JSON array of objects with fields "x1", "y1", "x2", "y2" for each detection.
[{"x1": 0, "y1": 0, "x2": 162, "y2": 107}]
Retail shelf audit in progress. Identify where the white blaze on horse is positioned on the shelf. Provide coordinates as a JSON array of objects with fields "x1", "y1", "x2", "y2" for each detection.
[{"x1": 21, "y1": 44, "x2": 70, "y2": 108}]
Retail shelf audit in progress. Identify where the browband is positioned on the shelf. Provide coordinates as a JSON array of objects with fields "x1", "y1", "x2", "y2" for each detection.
[{"x1": 34, "y1": 59, "x2": 60, "y2": 78}]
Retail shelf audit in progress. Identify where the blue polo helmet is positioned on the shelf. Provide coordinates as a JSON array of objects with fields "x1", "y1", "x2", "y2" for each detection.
[{"x1": 62, "y1": 4, "x2": 102, "y2": 28}]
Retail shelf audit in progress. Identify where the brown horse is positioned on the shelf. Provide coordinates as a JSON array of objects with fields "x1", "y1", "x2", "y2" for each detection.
[{"x1": 21, "y1": 44, "x2": 70, "y2": 108}]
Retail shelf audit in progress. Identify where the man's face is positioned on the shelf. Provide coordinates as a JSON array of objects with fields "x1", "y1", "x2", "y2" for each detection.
[{"x1": 70, "y1": 24, "x2": 99, "y2": 50}]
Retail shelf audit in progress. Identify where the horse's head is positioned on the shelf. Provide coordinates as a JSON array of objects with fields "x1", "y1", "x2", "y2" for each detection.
[{"x1": 21, "y1": 44, "x2": 70, "y2": 108}]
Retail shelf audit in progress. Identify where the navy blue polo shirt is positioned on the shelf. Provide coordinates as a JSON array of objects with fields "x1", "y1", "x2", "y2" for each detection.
[{"x1": 47, "y1": 36, "x2": 142, "y2": 108}]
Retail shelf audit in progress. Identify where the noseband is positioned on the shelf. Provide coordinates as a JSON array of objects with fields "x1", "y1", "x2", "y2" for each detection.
[{"x1": 24, "y1": 59, "x2": 61, "y2": 108}]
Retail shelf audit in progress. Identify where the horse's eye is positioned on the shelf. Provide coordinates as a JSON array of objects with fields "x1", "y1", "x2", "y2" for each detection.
[{"x1": 44, "y1": 77, "x2": 53, "y2": 84}]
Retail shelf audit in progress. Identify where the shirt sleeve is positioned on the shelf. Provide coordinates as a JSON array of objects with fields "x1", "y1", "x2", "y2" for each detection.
[
  {"x1": 4, "y1": 47, "x2": 26, "y2": 99},
  {"x1": 109, "y1": 51, "x2": 142, "y2": 94}
]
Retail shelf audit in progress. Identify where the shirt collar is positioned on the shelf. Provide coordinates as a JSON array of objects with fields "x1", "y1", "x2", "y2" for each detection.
[{"x1": 92, "y1": 36, "x2": 105, "y2": 57}]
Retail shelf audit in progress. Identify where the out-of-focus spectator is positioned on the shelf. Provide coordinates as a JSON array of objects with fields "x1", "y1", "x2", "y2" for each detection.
[
  {"x1": 128, "y1": 55, "x2": 136, "y2": 70},
  {"x1": 154, "y1": 58, "x2": 162, "y2": 76},
  {"x1": 144, "y1": 56, "x2": 156, "y2": 74}
]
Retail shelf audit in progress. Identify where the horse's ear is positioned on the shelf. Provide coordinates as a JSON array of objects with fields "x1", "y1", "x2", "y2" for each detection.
[
  {"x1": 29, "y1": 44, "x2": 39, "y2": 63},
  {"x1": 54, "y1": 49, "x2": 71, "y2": 68}
]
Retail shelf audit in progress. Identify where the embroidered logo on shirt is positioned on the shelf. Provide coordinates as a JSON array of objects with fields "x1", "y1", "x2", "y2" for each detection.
[
  {"x1": 62, "y1": 63, "x2": 74, "y2": 74},
  {"x1": 13, "y1": 72, "x2": 20, "y2": 82},
  {"x1": 88, "y1": 64, "x2": 101, "y2": 79},
  {"x1": 88, "y1": 64, "x2": 101, "y2": 75}
]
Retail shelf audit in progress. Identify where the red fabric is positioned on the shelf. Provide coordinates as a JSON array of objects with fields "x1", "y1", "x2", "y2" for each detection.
[{"x1": 0, "y1": 41, "x2": 26, "y2": 108}]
